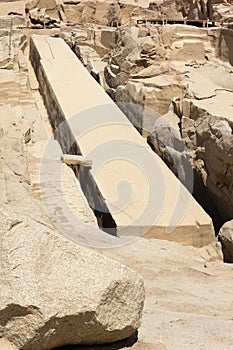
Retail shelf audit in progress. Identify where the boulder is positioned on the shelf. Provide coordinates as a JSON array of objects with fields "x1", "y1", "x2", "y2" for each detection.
[
  {"x1": 0, "y1": 209, "x2": 144, "y2": 350},
  {"x1": 115, "y1": 75, "x2": 184, "y2": 132},
  {"x1": 218, "y1": 220, "x2": 233, "y2": 262},
  {"x1": 28, "y1": 7, "x2": 48, "y2": 25}
]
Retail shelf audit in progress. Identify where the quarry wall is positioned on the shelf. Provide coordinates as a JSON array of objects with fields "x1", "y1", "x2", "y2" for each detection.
[{"x1": 30, "y1": 34, "x2": 215, "y2": 247}]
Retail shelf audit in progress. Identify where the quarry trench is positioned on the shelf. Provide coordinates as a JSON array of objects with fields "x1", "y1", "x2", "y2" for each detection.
[
  {"x1": 29, "y1": 33, "x2": 215, "y2": 248},
  {"x1": 69, "y1": 23, "x2": 233, "y2": 235},
  {"x1": 24, "y1": 22, "x2": 233, "y2": 245}
]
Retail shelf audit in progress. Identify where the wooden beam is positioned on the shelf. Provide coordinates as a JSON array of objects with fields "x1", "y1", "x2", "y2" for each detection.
[{"x1": 62, "y1": 154, "x2": 92, "y2": 167}]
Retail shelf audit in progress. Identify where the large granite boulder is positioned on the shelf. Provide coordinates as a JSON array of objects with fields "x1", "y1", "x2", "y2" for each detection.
[{"x1": 0, "y1": 208, "x2": 144, "y2": 350}]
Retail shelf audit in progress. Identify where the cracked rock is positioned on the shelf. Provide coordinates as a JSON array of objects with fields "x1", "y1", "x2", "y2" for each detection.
[{"x1": 0, "y1": 209, "x2": 144, "y2": 350}]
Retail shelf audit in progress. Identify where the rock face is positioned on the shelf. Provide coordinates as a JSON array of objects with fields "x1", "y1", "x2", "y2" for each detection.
[
  {"x1": 30, "y1": 34, "x2": 215, "y2": 247},
  {"x1": 174, "y1": 65, "x2": 233, "y2": 231},
  {"x1": 147, "y1": 111, "x2": 190, "y2": 187},
  {"x1": 104, "y1": 25, "x2": 214, "y2": 133},
  {"x1": 218, "y1": 220, "x2": 233, "y2": 262},
  {"x1": 0, "y1": 209, "x2": 144, "y2": 350},
  {"x1": 101, "y1": 24, "x2": 233, "y2": 232},
  {"x1": 0, "y1": 1, "x2": 25, "y2": 17},
  {"x1": 209, "y1": 0, "x2": 233, "y2": 22},
  {"x1": 25, "y1": 0, "x2": 66, "y2": 25},
  {"x1": 104, "y1": 26, "x2": 166, "y2": 90},
  {"x1": 209, "y1": 27, "x2": 233, "y2": 66}
]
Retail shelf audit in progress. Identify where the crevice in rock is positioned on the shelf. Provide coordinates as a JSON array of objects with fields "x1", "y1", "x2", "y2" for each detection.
[
  {"x1": 29, "y1": 37, "x2": 117, "y2": 237},
  {"x1": 53, "y1": 331, "x2": 138, "y2": 350}
]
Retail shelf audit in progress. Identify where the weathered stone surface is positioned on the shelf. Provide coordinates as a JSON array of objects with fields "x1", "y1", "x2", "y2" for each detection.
[
  {"x1": 208, "y1": 28, "x2": 233, "y2": 66},
  {"x1": 218, "y1": 220, "x2": 233, "y2": 262},
  {"x1": 115, "y1": 76, "x2": 184, "y2": 133},
  {"x1": 26, "y1": 137, "x2": 135, "y2": 248},
  {"x1": 101, "y1": 24, "x2": 232, "y2": 235},
  {"x1": 146, "y1": 65, "x2": 233, "y2": 231},
  {"x1": 73, "y1": 44, "x2": 101, "y2": 66},
  {"x1": 147, "y1": 111, "x2": 190, "y2": 186},
  {"x1": 104, "y1": 25, "x2": 213, "y2": 114},
  {"x1": 171, "y1": 40, "x2": 206, "y2": 61},
  {"x1": 100, "y1": 28, "x2": 117, "y2": 49},
  {"x1": 7, "y1": 0, "x2": 233, "y2": 28},
  {"x1": 131, "y1": 63, "x2": 169, "y2": 79},
  {"x1": 26, "y1": 0, "x2": 65, "y2": 25},
  {"x1": 1, "y1": 15, "x2": 233, "y2": 350},
  {"x1": 0, "y1": 339, "x2": 18, "y2": 350},
  {"x1": 104, "y1": 25, "x2": 165, "y2": 90},
  {"x1": 26, "y1": 0, "x2": 60, "y2": 16},
  {"x1": 0, "y1": 1, "x2": 25, "y2": 16},
  {"x1": 30, "y1": 34, "x2": 215, "y2": 247},
  {"x1": 63, "y1": 0, "x2": 118, "y2": 25},
  {"x1": 210, "y1": 0, "x2": 233, "y2": 22},
  {"x1": 176, "y1": 65, "x2": 233, "y2": 230},
  {"x1": 0, "y1": 208, "x2": 144, "y2": 350}
]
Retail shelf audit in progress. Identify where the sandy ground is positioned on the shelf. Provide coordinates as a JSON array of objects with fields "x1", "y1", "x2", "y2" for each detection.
[
  {"x1": 98, "y1": 239, "x2": 233, "y2": 350},
  {"x1": 55, "y1": 238, "x2": 233, "y2": 350}
]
